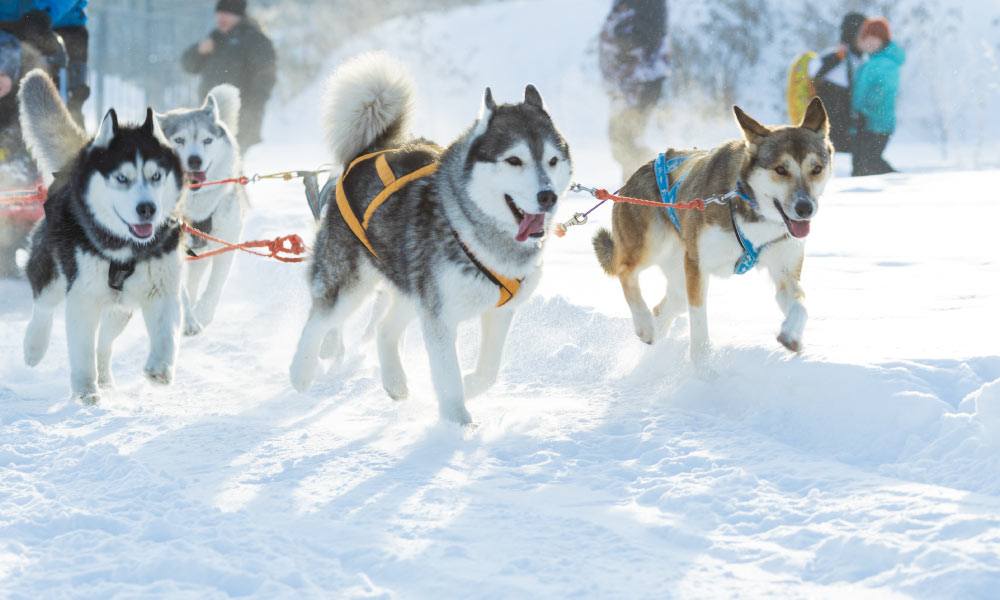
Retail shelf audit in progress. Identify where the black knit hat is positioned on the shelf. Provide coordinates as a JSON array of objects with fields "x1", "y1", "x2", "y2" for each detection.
[
  {"x1": 215, "y1": 0, "x2": 246, "y2": 16},
  {"x1": 840, "y1": 12, "x2": 866, "y2": 52}
]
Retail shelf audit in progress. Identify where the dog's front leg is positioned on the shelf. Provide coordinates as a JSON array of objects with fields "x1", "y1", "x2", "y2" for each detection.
[
  {"x1": 421, "y1": 315, "x2": 471, "y2": 425},
  {"x1": 464, "y1": 309, "x2": 514, "y2": 398},
  {"x1": 141, "y1": 290, "x2": 181, "y2": 385},
  {"x1": 182, "y1": 259, "x2": 209, "y2": 335},
  {"x1": 194, "y1": 252, "x2": 236, "y2": 329},
  {"x1": 770, "y1": 251, "x2": 807, "y2": 352},
  {"x1": 684, "y1": 252, "x2": 711, "y2": 365},
  {"x1": 97, "y1": 307, "x2": 133, "y2": 388},
  {"x1": 65, "y1": 291, "x2": 103, "y2": 403}
]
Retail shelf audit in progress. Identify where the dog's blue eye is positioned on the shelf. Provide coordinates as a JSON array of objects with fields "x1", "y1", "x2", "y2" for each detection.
[
  {"x1": 173, "y1": 137, "x2": 185, "y2": 145},
  {"x1": 115, "y1": 174, "x2": 129, "y2": 184},
  {"x1": 505, "y1": 157, "x2": 523, "y2": 167},
  {"x1": 203, "y1": 138, "x2": 213, "y2": 145},
  {"x1": 151, "y1": 172, "x2": 161, "y2": 182}
]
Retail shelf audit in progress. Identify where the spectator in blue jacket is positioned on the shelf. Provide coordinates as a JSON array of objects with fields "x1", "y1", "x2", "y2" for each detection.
[{"x1": 851, "y1": 17, "x2": 904, "y2": 176}]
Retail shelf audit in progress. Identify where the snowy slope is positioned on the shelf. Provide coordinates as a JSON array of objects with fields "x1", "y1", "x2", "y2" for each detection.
[{"x1": 3, "y1": 1, "x2": 1000, "y2": 597}]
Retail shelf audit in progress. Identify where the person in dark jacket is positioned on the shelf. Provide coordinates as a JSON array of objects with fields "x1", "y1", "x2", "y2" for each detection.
[
  {"x1": 808, "y1": 12, "x2": 866, "y2": 153},
  {"x1": 599, "y1": 0, "x2": 669, "y2": 179},
  {"x1": 852, "y1": 17, "x2": 904, "y2": 176},
  {"x1": 181, "y1": 0, "x2": 276, "y2": 150}
]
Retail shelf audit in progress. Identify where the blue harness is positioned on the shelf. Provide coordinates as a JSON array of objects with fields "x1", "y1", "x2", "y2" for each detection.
[{"x1": 653, "y1": 153, "x2": 765, "y2": 275}]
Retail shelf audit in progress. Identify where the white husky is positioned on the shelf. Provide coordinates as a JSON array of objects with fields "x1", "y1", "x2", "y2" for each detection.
[{"x1": 156, "y1": 85, "x2": 246, "y2": 335}]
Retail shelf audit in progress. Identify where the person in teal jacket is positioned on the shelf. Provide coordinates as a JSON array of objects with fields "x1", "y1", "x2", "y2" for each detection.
[{"x1": 851, "y1": 17, "x2": 904, "y2": 176}]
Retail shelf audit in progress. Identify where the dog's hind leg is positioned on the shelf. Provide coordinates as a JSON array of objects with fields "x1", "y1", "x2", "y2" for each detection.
[
  {"x1": 193, "y1": 252, "x2": 236, "y2": 330},
  {"x1": 463, "y1": 309, "x2": 514, "y2": 399},
  {"x1": 23, "y1": 281, "x2": 63, "y2": 367},
  {"x1": 65, "y1": 290, "x2": 104, "y2": 403},
  {"x1": 619, "y1": 268, "x2": 655, "y2": 344},
  {"x1": 421, "y1": 314, "x2": 471, "y2": 425},
  {"x1": 289, "y1": 274, "x2": 374, "y2": 393},
  {"x1": 377, "y1": 293, "x2": 414, "y2": 400},
  {"x1": 652, "y1": 259, "x2": 688, "y2": 338},
  {"x1": 766, "y1": 244, "x2": 807, "y2": 352},
  {"x1": 97, "y1": 307, "x2": 133, "y2": 388}
]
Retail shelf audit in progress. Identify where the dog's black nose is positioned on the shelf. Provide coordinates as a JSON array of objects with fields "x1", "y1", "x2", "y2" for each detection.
[
  {"x1": 188, "y1": 155, "x2": 202, "y2": 170},
  {"x1": 794, "y1": 201, "x2": 814, "y2": 219},
  {"x1": 537, "y1": 190, "x2": 558, "y2": 211},
  {"x1": 136, "y1": 202, "x2": 156, "y2": 221}
]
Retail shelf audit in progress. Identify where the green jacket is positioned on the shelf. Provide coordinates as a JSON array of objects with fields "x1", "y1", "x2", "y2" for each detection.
[{"x1": 852, "y1": 41, "x2": 905, "y2": 134}]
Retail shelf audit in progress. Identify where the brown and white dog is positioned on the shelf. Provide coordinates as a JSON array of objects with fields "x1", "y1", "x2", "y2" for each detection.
[{"x1": 593, "y1": 98, "x2": 833, "y2": 364}]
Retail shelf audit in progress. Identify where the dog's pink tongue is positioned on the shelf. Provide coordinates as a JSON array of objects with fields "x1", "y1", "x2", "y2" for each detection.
[
  {"x1": 131, "y1": 223, "x2": 154, "y2": 239},
  {"x1": 515, "y1": 213, "x2": 546, "y2": 242},
  {"x1": 788, "y1": 219, "x2": 811, "y2": 238}
]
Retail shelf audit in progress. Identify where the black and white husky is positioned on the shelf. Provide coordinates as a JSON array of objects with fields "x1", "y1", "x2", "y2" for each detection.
[
  {"x1": 289, "y1": 53, "x2": 573, "y2": 424},
  {"x1": 17, "y1": 70, "x2": 185, "y2": 403},
  {"x1": 155, "y1": 85, "x2": 246, "y2": 336}
]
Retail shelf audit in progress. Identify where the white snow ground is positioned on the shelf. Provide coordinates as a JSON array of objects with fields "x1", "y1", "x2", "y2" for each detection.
[{"x1": 3, "y1": 1, "x2": 1000, "y2": 597}]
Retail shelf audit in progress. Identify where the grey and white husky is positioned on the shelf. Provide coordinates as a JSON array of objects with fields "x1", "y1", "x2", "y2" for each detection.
[
  {"x1": 155, "y1": 85, "x2": 246, "y2": 336},
  {"x1": 17, "y1": 69, "x2": 185, "y2": 403},
  {"x1": 289, "y1": 53, "x2": 573, "y2": 424}
]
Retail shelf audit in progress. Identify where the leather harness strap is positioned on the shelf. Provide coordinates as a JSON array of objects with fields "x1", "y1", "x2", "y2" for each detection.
[
  {"x1": 451, "y1": 231, "x2": 522, "y2": 308},
  {"x1": 336, "y1": 149, "x2": 520, "y2": 308}
]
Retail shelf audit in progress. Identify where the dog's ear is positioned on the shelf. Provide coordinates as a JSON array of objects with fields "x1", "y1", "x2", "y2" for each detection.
[
  {"x1": 93, "y1": 109, "x2": 119, "y2": 149},
  {"x1": 202, "y1": 93, "x2": 220, "y2": 120},
  {"x1": 141, "y1": 107, "x2": 168, "y2": 144},
  {"x1": 472, "y1": 87, "x2": 496, "y2": 137},
  {"x1": 733, "y1": 105, "x2": 770, "y2": 146},
  {"x1": 523, "y1": 84, "x2": 544, "y2": 109},
  {"x1": 800, "y1": 96, "x2": 830, "y2": 136}
]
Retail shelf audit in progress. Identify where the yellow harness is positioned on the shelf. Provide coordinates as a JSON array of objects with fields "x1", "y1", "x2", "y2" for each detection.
[{"x1": 335, "y1": 149, "x2": 521, "y2": 308}]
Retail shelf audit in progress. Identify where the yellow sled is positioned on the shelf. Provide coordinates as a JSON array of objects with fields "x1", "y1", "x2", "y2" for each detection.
[{"x1": 787, "y1": 51, "x2": 817, "y2": 124}]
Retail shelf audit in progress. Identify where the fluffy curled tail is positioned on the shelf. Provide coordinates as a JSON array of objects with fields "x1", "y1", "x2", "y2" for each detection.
[
  {"x1": 323, "y1": 52, "x2": 414, "y2": 165},
  {"x1": 593, "y1": 228, "x2": 617, "y2": 276},
  {"x1": 17, "y1": 69, "x2": 88, "y2": 176}
]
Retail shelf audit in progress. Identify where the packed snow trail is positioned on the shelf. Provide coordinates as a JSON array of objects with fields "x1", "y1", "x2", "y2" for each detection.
[{"x1": 2, "y1": 167, "x2": 999, "y2": 597}]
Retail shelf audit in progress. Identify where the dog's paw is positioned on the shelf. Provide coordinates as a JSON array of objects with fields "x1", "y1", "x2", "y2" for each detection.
[
  {"x1": 439, "y1": 401, "x2": 473, "y2": 426},
  {"x1": 463, "y1": 372, "x2": 495, "y2": 399},
  {"x1": 383, "y1": 380, "x2": 409, "y2": 401},
  {"x1": 23, "y1": 340, "x2": 46, "y2": 367},
  {"x1": 183, "y1": 316, "x2": 204, "y2": 337},
  {"x1": 777, "y1": 333, "x2": 802, "y2": 353},
  {"x1": 634, "y1": 319, "x2": 656, "y2": 345},
  {"x1": 319, "y1": 331, "x2": 344, "y2": 362},
  {"x1": 143, "y1": 363, "x2": 174, "y2": 385},
  {"x1": 289, "y1": 355, "x2": 318, "y2": 393},
  {"x1": 74, "y1": 391, "x2": 102, "y2": 405},
  {"x1": 193, "y1": 304, "x2": 216, "y2": 330},
  {"x1": 98, "y1": 371, "x2": 116, "y2": 389}
]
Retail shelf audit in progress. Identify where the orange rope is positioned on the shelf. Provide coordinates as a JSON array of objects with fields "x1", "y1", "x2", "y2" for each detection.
[
  {"x1": 188, "y1": 176, "x2": 250, "y2": 190},
  {"x1": 591, "y1": 187, "x2": 706, "y2": 211},
  {"x1": 182, "y1": 222, "x2": 308, "y2": 263}
]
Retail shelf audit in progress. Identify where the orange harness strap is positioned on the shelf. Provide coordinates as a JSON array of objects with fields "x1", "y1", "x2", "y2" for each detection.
[{"x1": 336, "y1": 150, "x2": 519, "y2": 307}]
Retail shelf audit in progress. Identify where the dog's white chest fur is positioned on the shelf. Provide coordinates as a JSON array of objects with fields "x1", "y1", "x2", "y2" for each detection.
[{"x1": 74, "y1": 249, "x2": 182, "y2": 306}]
